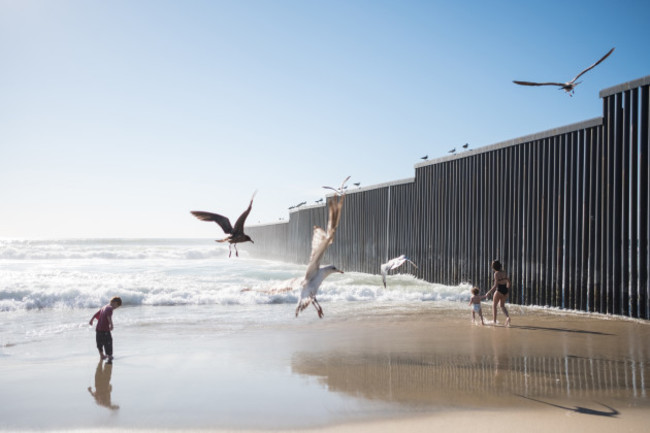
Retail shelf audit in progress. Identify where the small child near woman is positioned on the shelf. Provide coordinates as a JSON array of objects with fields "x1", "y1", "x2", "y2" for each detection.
[{"x1": 468, "y1": 287, "x2": 488, "y2": 325}]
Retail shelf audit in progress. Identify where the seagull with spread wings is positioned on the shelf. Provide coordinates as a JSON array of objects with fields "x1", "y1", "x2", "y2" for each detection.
[
  {"x1": 513, "y1": 47, "x2": 614, "y2": 96},
  {"x1": 190, "y1": 191, "x2": 256, "y2": 258},
  {"x1": 295, "y1": 177, "x2": 349, "y2": 318},
  {"x1": 380, "y1": 255, "x2": 418, "y2": 288}
]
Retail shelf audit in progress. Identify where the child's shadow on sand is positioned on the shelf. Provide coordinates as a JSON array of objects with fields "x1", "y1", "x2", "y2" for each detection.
[{"x1": 517, "y1": 395, "x2": 619, "y2": 417}]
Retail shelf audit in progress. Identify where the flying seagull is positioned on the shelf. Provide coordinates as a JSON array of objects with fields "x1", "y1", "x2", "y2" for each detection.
[
  {"x1": 323, "y1": 175, "x2": 351, "y2": 196},
  {"x1": 449, "y1": 148, "x2": 456, "y2": 154},
  {"x1": 295, "y1": 177, "x2": 349, "y2": 318},
  {"x1": 513, "y1": 47, "x2": 615, "y2": 96},
  {"x1": 421, "y1": 155, "x2": 428, "y2": 160},
  {"x1": 190, "y1": 191, "x2": 256, "y2": 258},
  {"x1": 381, "y1": 255, "x2": 418, "y2": 288},
  {"x1": 462, "y1": 143, "x2": 469, "y2": 149}
]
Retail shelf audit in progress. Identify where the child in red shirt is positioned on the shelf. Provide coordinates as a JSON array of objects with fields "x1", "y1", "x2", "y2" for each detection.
[{"x1": 89, "y1": 297, "x2": 122, "y2": 362}]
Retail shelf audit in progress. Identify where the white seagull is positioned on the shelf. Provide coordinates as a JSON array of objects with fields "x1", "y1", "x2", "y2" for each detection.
[
  {"x1": 322, "y1": 175, "x2": 351, "y2": 196},
  {"x1": 513, "y1": 47, "x2": 615, "y2": 96},
  {"x1": 380, "y1": 255, "x2": 418, "y2": 288},
  {"x1": 295, "y1": 177, "x2": 349, "y2": 318}
]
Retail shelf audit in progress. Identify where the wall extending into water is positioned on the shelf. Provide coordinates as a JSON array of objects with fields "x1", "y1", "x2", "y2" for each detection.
[{"x1": 247, "y1": 76, "x2": 650, "y2": 319}]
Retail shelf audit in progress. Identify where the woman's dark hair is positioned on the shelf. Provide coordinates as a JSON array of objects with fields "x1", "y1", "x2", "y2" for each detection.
[{"x1": 491, "y1": 260, "x2": 502, "y2": 271}]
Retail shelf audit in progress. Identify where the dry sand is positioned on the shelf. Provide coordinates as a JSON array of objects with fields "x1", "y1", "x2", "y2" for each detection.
[{"x1": 1, "y1": 304, "x2": 648, "y2": 432}]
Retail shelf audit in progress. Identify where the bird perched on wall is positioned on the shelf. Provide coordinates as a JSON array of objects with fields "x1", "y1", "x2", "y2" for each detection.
[
  {"x1": 513, "y1": 47, "x2": 615, "y2": 96},
  {"x1": 190, "y1": 191, "x2": 256, "y2": 258},
  {"x1": 463, "y1": 143, "x2": 469, "y2": 150},
  {"x1": 380, "y1": 255, "x2": 418, "y2": 288}
]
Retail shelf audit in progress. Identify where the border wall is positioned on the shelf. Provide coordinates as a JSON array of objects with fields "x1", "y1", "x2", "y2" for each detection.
[{"x1": 247, "y1": 76, "x2": 650, "y2": 319}]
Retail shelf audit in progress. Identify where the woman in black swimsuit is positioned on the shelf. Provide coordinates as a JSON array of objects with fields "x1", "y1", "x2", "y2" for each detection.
[{"x1": 487, "y1": 260, "x2": 511, "y2": 326}]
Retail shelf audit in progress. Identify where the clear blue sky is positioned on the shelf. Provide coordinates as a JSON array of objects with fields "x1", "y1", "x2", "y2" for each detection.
[{"x1": 1, "y1": 0, "x2": 649, "y2": 238}]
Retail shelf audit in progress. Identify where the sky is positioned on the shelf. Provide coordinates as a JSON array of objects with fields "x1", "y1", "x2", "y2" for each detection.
[{"x1": 1, "y1": 0, "x2": 649, "y2": 239}]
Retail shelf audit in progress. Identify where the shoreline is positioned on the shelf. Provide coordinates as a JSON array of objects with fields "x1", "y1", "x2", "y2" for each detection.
[{"x1": 1, "y1": 305, "x2": 648, "y2": 432}]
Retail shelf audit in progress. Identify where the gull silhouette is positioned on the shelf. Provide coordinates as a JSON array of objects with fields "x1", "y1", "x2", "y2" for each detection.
[
  {"x1": 513, "y1": 47, "x2": 614, "y2": 96},
  {"x1": 191, "y1": 191, "x2": 256, "y2": 257}
]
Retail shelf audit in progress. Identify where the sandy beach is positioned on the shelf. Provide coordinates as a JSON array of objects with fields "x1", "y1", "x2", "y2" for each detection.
[{"x1": 1, "y1": 303, "x2": 648, "y2": 432}]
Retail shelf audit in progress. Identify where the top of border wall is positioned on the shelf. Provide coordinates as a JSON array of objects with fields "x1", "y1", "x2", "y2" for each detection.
[
  {"x1": 415, "y1": 116, "x2": 603, "y2": 168},
  {"x1": 599, "y1": 74, "x2": 650, "y2": 98},
  {"x1": 285, "y1": 177, "x2": 416, "y2": 215},
  {"x1": 341, "y1": 177, "x2": 415, "y2": 196}
]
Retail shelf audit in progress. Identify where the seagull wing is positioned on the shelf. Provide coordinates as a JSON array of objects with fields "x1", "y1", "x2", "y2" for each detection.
[
  {"x1": 513, "y1": 80, "x2": 567, "y2": 87},
  {"x1": 305, "y1": 193, "x2": 345, "y2": 281},
  {"x1": 233, "y1": 191, "x2": 257, "y2": 233},
  {"x1": 190, "y1": 211, "x2": 233, "y2": 234},
  {"x1": 322, "y1": 176, "x2": 351, "y2": 196},
  {"x1": 570, "y1": 47, "x2": 615, "y2": 82},
  {"x1": 241, "y1": 277, "x2": 301, "y2": 294},
  {"x1": 405, "y1": 258, "x2": 418, "y2": 269}
]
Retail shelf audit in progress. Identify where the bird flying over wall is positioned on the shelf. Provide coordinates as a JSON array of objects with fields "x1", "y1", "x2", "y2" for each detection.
[{"x1": 513, "y1": 47, "x2": 615, "y2": 96}]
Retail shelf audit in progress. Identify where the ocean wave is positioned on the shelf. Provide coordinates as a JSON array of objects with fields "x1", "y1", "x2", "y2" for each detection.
[
  {"x1": 0, "y1": 270, "x2": 470, "y2": 312},
  {"x1": 0, "y1": 239, "x2": 472, "y2": 312}
]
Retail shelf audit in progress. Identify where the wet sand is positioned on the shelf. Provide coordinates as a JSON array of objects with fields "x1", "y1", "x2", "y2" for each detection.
[{"x1": 1, "y1": 304, "x2": 648, "y2": 432}]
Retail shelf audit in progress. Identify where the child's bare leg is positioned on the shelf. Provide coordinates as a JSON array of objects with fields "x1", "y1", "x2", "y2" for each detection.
[{"x1": 479, "y1": 310, "x2": 485, "y2": 325}]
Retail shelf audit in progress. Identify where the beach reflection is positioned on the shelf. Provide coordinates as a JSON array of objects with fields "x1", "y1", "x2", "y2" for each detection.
[
  {"x1": 88, "y1": 360, "x2": 120, "y2": 411},
  {"x1": 291, "y1": 349, "x2": 649, "y2": 407}
]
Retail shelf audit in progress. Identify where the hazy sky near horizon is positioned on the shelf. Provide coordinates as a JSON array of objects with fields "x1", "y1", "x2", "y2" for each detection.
[{"x1": 1, "y1": 0, "x2": 649, "y2": 238}]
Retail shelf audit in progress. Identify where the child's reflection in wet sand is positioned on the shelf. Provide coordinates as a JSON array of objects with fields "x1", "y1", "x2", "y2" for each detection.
[{"x1": 88, "y1": 360, "x2": 119, "y2": 411}]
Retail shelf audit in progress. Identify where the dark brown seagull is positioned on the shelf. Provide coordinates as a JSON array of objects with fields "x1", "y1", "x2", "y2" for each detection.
[
  {"x1": 513, "y1": 47, "x2": 614, "y2": 96},
  {"x1": 191, "y1": 191, "x2": 256, "y2": 257}
]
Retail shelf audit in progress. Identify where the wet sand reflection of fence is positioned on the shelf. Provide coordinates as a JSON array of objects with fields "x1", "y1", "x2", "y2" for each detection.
[
  {"x1": 247, "y1": 75, "x2": 650, "y2": 319},
  {"x1": 291, "y1": 352, "x2": 649, "y2": 407}
]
